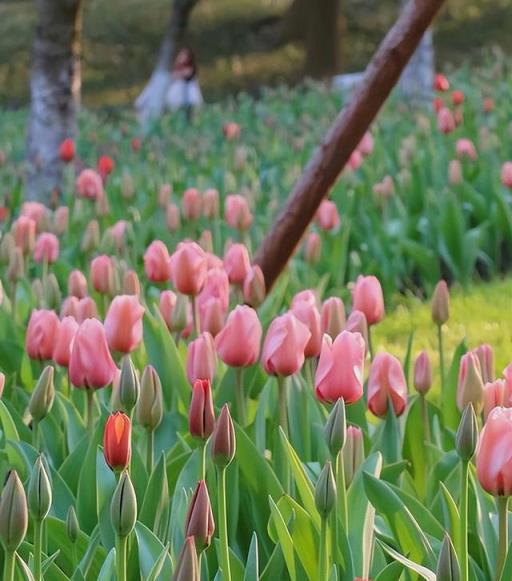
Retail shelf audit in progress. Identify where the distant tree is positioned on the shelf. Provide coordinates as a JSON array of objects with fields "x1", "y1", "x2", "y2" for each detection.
[
  {"x1": 26, "y1": 0, "x2": 83, "y2": 204},
  {"x1": 135, "y1": 0, "x2": 200, "y2": 124}
]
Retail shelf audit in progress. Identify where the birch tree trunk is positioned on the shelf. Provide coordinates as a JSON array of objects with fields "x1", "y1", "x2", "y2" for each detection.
[
  {"x1": 26, "y1": 0, "x2": 83, "y2": 205},
  {"x1": 135, "y1": 0, "x2": 200, "y2": 124}
]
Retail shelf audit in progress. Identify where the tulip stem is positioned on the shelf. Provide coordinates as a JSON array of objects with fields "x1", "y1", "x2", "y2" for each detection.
[
  {"x1": 86, "y1": 389, "x2": 95, "y2": 434},
  {"x1": 191, "y1": 295, "x2": 200, "y2": 338},
  {"x1": 235, "y1": 367, "x2": 247, "y2": 427},
  {"x1": 34, "y1": 519, "x2": 43, "y2": 580},
  {"x1": 146, "y1": 428, "x2": 154, "y2": 473},
  {"x1": 437, "y1": 324, "x2": 445, "y2": 394},
  {"x1": 497, "y1": 496, "x2": 509, "y2": 581},
  {"x1": 217, "y1": 466, "x2": 232, "y2": 581},
  {"x1": 277, "y1": 376, "x2": 289, "y2": 436},
  {"x1": 32, "y1": 419, "x2": 40, "y2": 450},
  {"x1": 460, "y1": 459, "x2": 469, "y2": 581},
  {"x1": 367, "y1": 326, "x2": 374, "y2": 361},
  {"x1": 3, "y1": 551, "x2": 15, "y2": 581},
  {"x1": 319, "y1": 516, "x2": 329, "y2": 581},
  {"x1": 420, "y1": 394, "x2": 431, "y2": 445},
  {"x1": 336, "y1": 450, "x2": 349, "y2": 533},
  {"x1": 116, "y1": 534, "x2": 128, "y2": 581},
  {"x1": 199, "y1": 440, "x2": 206, "y2": 481},
  {"x1": 10, "y1": 281, "x2": 17, "y2": 324}
]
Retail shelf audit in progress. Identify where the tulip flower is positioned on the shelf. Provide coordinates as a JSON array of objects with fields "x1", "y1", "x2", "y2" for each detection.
[
  {"x1": 59, "y1": 138, "x2": 75, "y2": 162},
  {"x1": 199, "y1": 297, "x2": 225, "y2": 336},
  {"x1": 81, "y1": 219, "x2": 100, "y2": 252},
  {"x1": 90, "y1": 255, "x2": 115, "y2": 295},
  {"x1": 52, "y1": 316, "x2": 79, "y2": 367},
  {"x1": 189, "y1": 379, "x2": 215, "y2": 441},
  {"x1": 367, "y1": 352, "x2": 408, "y2": 417},
  {"x1": 26, "y1": 309, "x2": 60, "y2": 361},
  {"x1": 473, "y1": 344, "x2": 494, "y2": 384},
  {"x1": 215, "y1": 305, "x2": 262, "y2": 367},
  {"x1": 185, "y1": 480, "x2": 215, "y2": 551},
  {"x1": 437, "y1": 107, "x2": 456, "y2": 134},
  {"x1": 21, "y1": 202, "x2": 48, "y2": 231},
  {"x1": 456, "y1": 138, "x2": 477, "y2": 161},
  {"x1": 170, "y1": 241, "x2": 208, "y2": 296},
  {"x1": 304, "y1": 231, "x2": 321, "y2": 264},
  {"x1": 198, "y1": 267, "x2": 230, "y2": 312},
  {"x1": 434, "y1": 73, "x2": 449, "y2": 91},
  {"x1": 292, "y1": 289, "x2": 318, "y2": 309},
  {"x1": 352, "y1": 275, "x2": 384, "y2": 326},
  {"x1": 457, "y1": 352, "x2": 484, "y2": 414},
  {"x1": 321, "y1": 297, "x2": 345, "y2": 339},
  {"x1": 123, "y1": 270, "x2": 140, "y2": 296},
  {"x1": 483, "y1": 380, "x2": 508, "y2": 421},
  {"x1": 160, "y1": 290, "x2": 191, "y2": 335},
  {"x1": 68, "y1": 270, "x2": 88, "y2": 298},
  {"x1": 104, "y1": 295, "x2": 145, "y2": 354},
  {"x1": 76, "y1": 296, "x2": 98, "y2": 322},
  {"x1": 76, "y1": 169, "x2": 104, "y2": 200},
  {"x1": 316, "y1": 199, "x2": 340, "y2": 231},
  {"x1": 225, "y1": 194, "x2": 253, "y2": 230},
  {"x1": 137, "y1": 365, "x2": 164, "y2": 471},
  {"x1": 33, "y1": 233, "x2": 59, "y2": 264},
  {"x1": 291, "y1": 300, "x2": 322, "y2": 358},
  {"x1": 432, "y1": 280, "x2": 450, "y2": 393},
  {"x1": 501, "y1": 162, "x2": 512, "y2": 189},
  {"x1": 187, "y1": 332, "x2": 216, "y2": 384},
  {"x1": 452, "y1": 90, "x2": 464, "y2": 105},
  {"x1": 315, "y1": 332, "x2": 365, "y2": 404},
  {"x1": 448, "y1": 159, "x2": 463, "y2": 185},
  {"x1": 166, "y1": 203, "x2": 181, "y2": 231},
  {"x1": 243, "y1": 265, "x2": 266, "y2": 308},
  {"x1": 104, "y1": 412, "x2": 131, "y2": 471},
  {"x1": 144, "y1": 240, "x2": 171, "y2": 283},
  {"x1": 358, "y1": 131, "x2": 374, "y2": 156},
  {"x1": 13, "y1": 216, "x2": 36, "y2": 253},
  {"x1": 223, "y1": 243, "x2": 251, "y2": 286},
  {"x1": 182, "y1": 187, "x2": 202, "y2": 221},
  {"x1": 110, "y1": 471, "x2": 137, "y2": 581},
  {"x1": 0, "y1": 470, "x2": 28, "y2": 555},
  {"x1": 173, "y1": 537, "x2": 200, "y2": 581},
  {"x1": 413, "y1": 351, "x2": 432, "y2": 394},
  {"x1": 345, "y1": 309, "x2": 369, "y2": 346},
  {"x1": 202, "y1": 188, "x2": 220, "y2": 219}
]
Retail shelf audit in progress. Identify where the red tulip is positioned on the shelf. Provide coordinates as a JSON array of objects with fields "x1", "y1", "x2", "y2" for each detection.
[
  {"x1": 187, "y1": 332, "x2": 216, "y2": 384},
  {"x1": 69, "y1": 319, "x2": 117, "y2": 389},
  {"x1": 456, "y1": 138, "x2": 477, "y2": 161},
  {"x1": 182, "y1": 188, "x2": 202, "y2": 221},
  {"x1": 321, "y1": 297, "x2": 345, "y2": 339},
  {"x1": 90, "y1": 255, "x2": 115, "y2": 295},
  {"x1": 223, "y1": 243, "x2": 251, "y2": 286},
  {"x1": 451, "y1": 90, "x2": 464, "y2": 106},
  {"x1": 131, "y1": 137, "x2": 141, "y2": 152},
  {"x1": 434, "y1": 73, "x2": 449, "y2": 92},
  {"x1": 261, "y1": 312, "x2": 311, "y2": 376},
  {"x1": 52, "y1": 316, "x2": 79, "y2": 367},
  {"x1": 26, "y1": 309, "x2": 60, "y2": 361},
  {"x1": 144, "y1": 240, "x2": 171, "y2": 283},
  {"x1": 224, "y1": 195, "x2": 253, "y2": 230},
  {"x1": 97, "y1": 155, "x2": 115, "y2": 177},
  {"x1": 76, "y1": 169, "x2": 104, "y2": 200},
  {"x1": 104, "y1": 295, "x2": 145, "y2": 353},
  {"x1": 189, "y1": 379, "x2": 215, "y2": 439},
  {"x1": 433, "y1": 97, "x2": 444, "y2": 113},
  {"x1": 215, "y1": 305, "x2": 262, "y2": 367},
  {"x1": 185, "y1": 480, "x2": 215, "y2": 550},
  {"x1": 352, "y1": 275, "x2": 385, "y2": 325},
  {"x1": 170, "y1": 242, "x2": 208, "y2": 296},
  {"x1": 223, "y1": 122, "x2": 240, "y2": 140},
  {"x1": 315, "y1": 331, "x2": 365, "y2": 404},
  {"x1": 483, "y1": 97, "x2": 494, "y2": 113},
  {"x1": 367, "y1": 352, "x2": 408, "y2": 417},
  {"x1": 437, "y1": 107, "x2": 456, "y2": 134},
  {"x1": 103, "y1": 412, "x2": 131, "y2": 470},
  {"x1": 59, "y1": 138, "x2": 75, "y2": 163},
  {"x1": 33, "y1": 233, "x2": 59, "y2": 264}
]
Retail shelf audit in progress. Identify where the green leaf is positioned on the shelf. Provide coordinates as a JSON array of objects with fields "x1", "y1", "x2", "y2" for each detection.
[
  {"x1": 268, "y1": 497, "x2": 296, "y2": 581},
  {"x1": 243, "y1": 533, "x2": 259, "y2": 581},
  {"x1": 0, "y1": 398, "x2": 20, "y2": 442},
  {"x1": 135, "y1": 521, "x2": 173, "y2": 580},
  {"x1": 96, "y1": 548, "x2": 116, "y2": 581},
  {"x1": 377, "y1": 540, "x2": 436, "y2": 581},
  {"x1": 140, "y1": 453, "x2": 169, "y2": 534},
  {"x1": 374, "y1": 561, "x2": 404, "y2": 581},
  {"x1": 443, "y1": 339, "x2": 467, "y2": 431}
]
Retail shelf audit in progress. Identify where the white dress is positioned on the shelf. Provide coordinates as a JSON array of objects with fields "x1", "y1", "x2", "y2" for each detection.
[{"x1": 165, "y1": 77, "x2": 203, "y2": 110}]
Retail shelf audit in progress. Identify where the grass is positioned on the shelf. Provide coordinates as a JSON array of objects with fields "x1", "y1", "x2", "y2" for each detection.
[{"x1": 1, "y1": 0, "x2": 512, "y2": 108}]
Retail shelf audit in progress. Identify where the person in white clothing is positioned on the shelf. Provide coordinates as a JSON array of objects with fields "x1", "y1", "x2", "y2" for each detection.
[{"x1": 165, "y1": 48, "x2": 203, "y2": 117}]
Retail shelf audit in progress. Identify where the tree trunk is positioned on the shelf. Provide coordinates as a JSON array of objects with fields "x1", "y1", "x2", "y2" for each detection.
[
  {"x1": 26, "y1": 0, "x2": 82, "y2": 205},
  {"x1": 135, "y1": 0, "x2": 200, "y2": 124}
]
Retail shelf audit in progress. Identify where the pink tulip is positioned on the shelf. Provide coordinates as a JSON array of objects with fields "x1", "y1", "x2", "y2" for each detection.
[
  {"x1": 90, "y1": 255, "x2": 115, "y2": 295},
  {"x1": 352, "y1": 275, "x2": 385, "y2": 326},
  {"x1": 315, "y1": 331, "x2": 365, "y2": 404},
  {"x1": 26, "y1": 309, "x2": 60, "y2": 360},
  {"x1": 413, "y1": 351, "x2": 432, "y2": 394},
  {"x1": 202, "y1": 189, "x2": 220, "y2": 219},
  {"x1": 33, "y1": 233, "x2": 59, "y2": 263},
  {"x1": 21, "y1": 202, "x2": 48, "y2": 231},
  {"x1": 199, "y1": 298, "x2": 225, "y2": 337},
  {"x1": 60, "y1": 296, "x2": 79, "y2": 319},
  {"x1": 437, "y1": 107, "x2": 456, "y2": 134},
  {"x1": 347, "y1": 150, "x2": 363, "y2": 171},
  {"x1": 206, "y1": 252, "x2": 224, "y2": 270},
  {"x1": 68, "y1": 270, "x2": 88, "y2": 298},
  {"x1": 76, "y1": 169, "x2": 104, "y2": 200},
  {"x1": 198, "y1": 267, "x2": 230, "y2": 312},
  {"x1": 291, "y1": 289, "x2": 319, "y2": 309},
  {"x1": 224, "y1": 243, "x2": 251, "y2": 285},
  {"x1": 224, "y1": 195, "x2": 253, "y2": 231},
  {"x1": 69, "y1": 319, "x2": 117, "y2": 389},
  {"x1": 368, "y1": 352, "x2": 408, "y2": 417},
  {"x1": 357, "y1": 132, "x2": 374, "y2": 157},
  {"x1": 76, "y1": 296, "x2": 98, "y2": 323},
  {"x1": 448, "y1": 159, "x2": 463, "y2": 185},
  {"x1": 373, "y1": 175, "x2": 394, "y2": 199},
  {"x1": 171, "y1": 242, "x2": 208, "y2": 295},
  {"x1": 457, "y1": 351, "x2": 484, "y2": 413},
  {"x1": 502, "y1": 162, "x2": 512, "y2": 188},
  {"x1": 243, "y1": 265, "x2": 266, "y2": 308},
  {"x1": 104, "y1": 295, "x2": 145, "y2": 353},
  {"x1": 166, "y1": 203, "x2": 181, "y2": 231},
  {"x1": 198, "y1": 230, "x2": 213, "y2": 254},
  {"x1": 187, "y1": 332, "x2": 216, "y2": 384},
  {"x1": 290, "y1": 301, "x2": 322, "y2": 358},
  {"x1": 53, "y1": 206, "x2": 69, "y2": 235},
  {"x1": 109, "y1": 220, "x2": 128, "y2": 251},
  {"x1": 321, "y1": 297, "x2": 346, "y2": 339},
  {"x1": 476, "y1": 407, "x2": 512, "y2": 496},
  {"x1": 456, "y1": 138, "x2": 477, "y2": 161},
  {"x1": 182, "y1": 188, "x2": 202, "y2": 221},
  {"x1": 304, "y1": 232, "x2": 321, "y2": 263},
  {"x1": 261, "y1": 313, "x2": 311, "y2": 376},
  {"x1": 13, "y1": 216, "x2": 36, "y2": 253},
  {"x1": 53, "y1": 316, "x2": 79, "y2": 367},
  {"x1": 159, "y1": 290, "x2": 191, "y2": 334},
  {"x1": 215, "y1": 305, "x2": 262, "y2": 367},
  {"x1": 483, "y1": 380, "x2": 508, "y2": 421},
  {"x1": 316, "y1": 200, "x2": 340, "y2": 231},
  {"x1": 158, "y1": 184, "x2": 172, "y2": 207},
  {"x1": 473, "y1": 344, "x2": 494, "y2": 384},
  {"x1": 144, "y1": 240, "x2": 172, "y2": 283},
  {"x1": 345, "y1": 310, "x2": 369, "y2": 347}
]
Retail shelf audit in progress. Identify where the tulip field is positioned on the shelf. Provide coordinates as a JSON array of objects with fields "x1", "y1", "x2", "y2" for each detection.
[{"x1": 1, "y1": 69, "x2": 512, "y2": 581}]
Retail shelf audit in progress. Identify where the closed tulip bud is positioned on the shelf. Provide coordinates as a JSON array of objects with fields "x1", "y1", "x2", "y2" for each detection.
[
  {"x1": 110, "y1": 471, "x2": 137, "y2": 538},
  {"x1": 198, "y1": 230, "x2": 213, "y2": 254},
  {"x1": 211, "y1": 404, "x2": 236, "y2": 468},
  {"x1": 202, "y1": 189, "x2": 220, "y2": 219},
  {"x1": 29, "y1": 366, "x2": 55, "y2": 422},
  {"x1": 34, "y1": 233, "x2": 59, "y2": 264},
  {"x1": 473, "y1": 344, "x2": 494, "y2": 384},
  {"x1": 413, "y1": 351, "x2": 432, "y2": 394},
  {"x1": 432, "y1": 280, "x2": 450, "y2": 326},
  {"x1": 324, "y1": 398, "x2": 346, "y2": 457},
  {"x1": 243, "y1": 265, "x2": 265, "y2": 308},
  {"x1": 144, "y1": 240, "x2": 172, "y2": 283},
  {"x1": 104, "y1": 412, "x2": 131, "y2": 470},
  {"x1": 224, "y1": 243, "x2": 251, "y2": 286},
  {"x1": 105, "y1": 294, "x2": 145, "y2": 354},
  {"x1": 160, "y1": 290, "x2": 190, "y2": 333},
  {"x1": 173, "y1": 537, "x2": 200, "y2": 581},
  {"x1": 66, "y1": 506, "x2": 80, "y2": 543},
  {"x1": 158, "y1": 184, "x2": 172, "y2": 207},
  {"x1": 321, "y1": 297, "x2": 345, "y2": 339},
  {"x1": 502, "y1": 162, "x2": 512, "y2": 189},
  {"x1": 28, "y1": 456, "x2": 52, "y2": 521},
  {"x1": 32, "y1": 278, "x2": 45, "y2": 305},
  {"x1": 0, "y1": 470, "x2": 28, "y2": 551},
  {"x1": 182, "y1": 188, "x2": 202, "y2": 221},
  {"x1": 316, "y1": 200, "x2": 340, "y2": 231},
  {"x1": 166, "y1": 203, "x2": 181, "y2": 231},
  {"x1": 13, "y1": 216, "x2": 36, "y2": 253},
  {"x1": 185, "y1": 480, "x2": 215, "y2": 551},
  {"x1": 118, "y1": 356, "x2": 139, "y2": 413},
  {"x1": 215, "y1": 305, "x2": 262, "y2": 367},
  {"x1": 437, "y1": 535, "x2": 460, "y2": 581},
  {"x1": 448, "y1": 159, "x2": 463, "y2": 185},
  {"x1": 343, "y1": 426, "x2": 364, "y2": 487},
  {"x1": 90, "y1": 255, "x2": 115, "y2": 295},
  {"x1": 7, "y1": 247, "x2": 24, "y2": 282},
  {"x1": 456, "y1": 403, "x2": 478, "y2": 462},
  {"x1": 67, "y1": 270, "x2": 88, "y2": 299},
  {"x1": 187, "y1": 332, "x2": 216, "y2": 384},
  {"x1": 315, "y1": 461, "x2": 337, "y2": 518},
  {"x1": 189, "y1": 379, "x2": 215, "y2": 440},
  {"x1": 81, "y1": 220, "x2": 100, "y2": 253},
  {"x1": 0, "y1": 373, "x2": 5, "y2": 398},
  {"x1": 345, "y1": 309, "x2": 369, "y2": 349},
  {"x1": 457, "y1": 352, "x2": 484, "y2": 414},
  {"x1": 0, "y1": 232, "x2": 15, "y2": 263},
  {"x1": 304, "y1": 231, "x2": 321, "y2": 264},
  {"x1": 224, "y1": 194, "x2": 253, "y2": 231},
  {"x1": 75, "y1": 296, "x2": 98, "y2": 322},
  {"x1": 368, "y1": 353, "x2": 408, "y2": 417},
  {"x1": 170, "y1": 242, "x2": 208, "y2": 296},
  {"x1": 137, "y1": 365, "x2": 164, "y2": 431},
  {"x1": 199, "y1": 298, "x2": 225, "y2": 337},
  {"x1": 53, "y1": 206, "x2": 69, "y2": 235},
  {"x1": 352, "y1": 275, "x2": 385, "y2": 326},
  {"x1": 123, "y1": 270, "x2": 141, "y2": 296},
  {"x1": 45, "y1": 273, "x2": 62, "y2": 309}
]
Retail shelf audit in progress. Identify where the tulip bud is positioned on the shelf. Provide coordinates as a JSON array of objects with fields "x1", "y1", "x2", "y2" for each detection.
[
  {"x1": 321, "y1": 297, "x2": 345, "y2": 339},
  {"x1": 123, "y1": 270, "x2": 141, "y2": 296},
  {"x1": 413, "y1": 351, "x2": 432, "y2": 394},
  {"x1": 198, "y1": 230, "x2": 213, "y2": 254},
  {"x1": 66, "y1": 505, "x2": 80, "y2": 543},
  {"x1": 45, "y1": 273, "x2": 62, "y2": 310},
  {"x1": 29, "y1": 366, "x2": 55, "y2": 422},
  {"x1": 457, "y1": 352, "x2": 484, "y2": 414},
  {"x1": 437, "y1": 535, "x2": 460, "y2": 581},
  {"x1": 343, "y1": 426, "x2": 364, "y2": 487},
  {"x1": 104, "y1": 412, "x2": 131, "y2": 471},
  {"x1": 7, "y1": 247, "x2": 24, "y2": 282},
  {"x1": 304, "y1": 232, "x2": 321, "y2": 264},
  {"x1": 456, "y1": 403, "x2": 478, "y2": 462},
  {"x1": 28, "y1": 456, "x2": 52, "y2": 521},
  {"x1": 110, "y1": 471, "x2": 137, "y2": 538},
  {"x1": 189, "y1": 379, "x2": 215, "y2": 440},
  {"x1": 324, "y1": 398, "x2": 346, "y2": 457},
  {"x1": 32, "y1": 278, "x2": 45, "y2": 306},
  {"x1": 81, "y1": 220, "x2": 100, "y2": 253},
  {"x1": 211, "y1": 404, "x2": 236, "y2": 468},
  {"x1": 136, "y1": 365, "x2": 164, "y2": 431},
  {"x1": 243, "y1": 265, "x2": 266, "y2": 308},
  {"x1": 0, "y1": 470, "x2": 28, "y2": 551},
  {"x1": 314, "y1": 461, "x2": 337, "y2": 518},
  {"x1": 173, "y1": 537, "x2": 200, "y2": 581},
  {"x1": 119, "y1": 355, "x2": 140, "y2": 414},
  {"x1": 185, "y1": 480, "x2": 215, "y2": 551},
  {"x1": 0, "y1": 233, "x2": 15, "y2": 263},
  {"x1": 432, "y1": 280, "x2": 450, "y2": 326}
]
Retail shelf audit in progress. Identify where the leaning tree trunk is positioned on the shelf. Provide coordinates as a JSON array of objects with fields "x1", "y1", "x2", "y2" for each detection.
[
  {"x1": 135, "y1": 0, "x2": 200, "y2": 124},
  {"x1": 26, "y1": 0, "x2": 82, "y2": 205}
]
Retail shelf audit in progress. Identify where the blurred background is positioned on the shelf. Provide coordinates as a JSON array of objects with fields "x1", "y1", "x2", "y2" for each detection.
[{"x1": 1, "y1": 0, "x2": 511, "y2": 109}]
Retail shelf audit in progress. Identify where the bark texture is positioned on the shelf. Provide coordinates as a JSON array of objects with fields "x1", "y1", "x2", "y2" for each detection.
[
  {"x1": 26, "y1": 0, "x2": 82, "y2": 205},
  {"x1": 135, "y1": 0, "x2": 200, "y2": 123}
]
